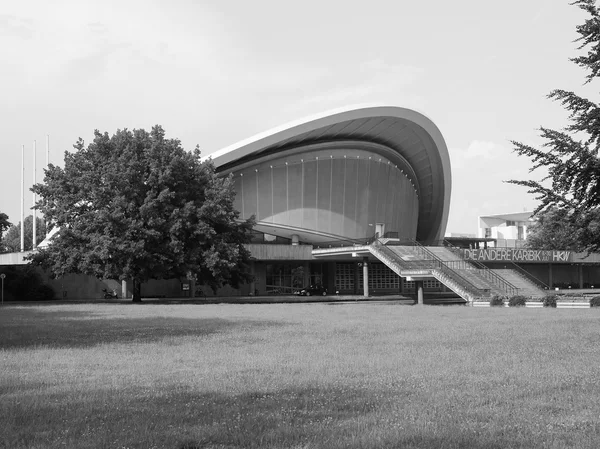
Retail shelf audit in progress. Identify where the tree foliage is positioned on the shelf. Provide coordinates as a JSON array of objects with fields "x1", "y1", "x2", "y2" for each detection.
[
  {"x1": 525, "y1": 207, "x2": 583, "y2": 250},
  {"x1": 508, "y1": 0, "x2": 600, "y2": 253},
  {"x1": 1, "y1": 215, "x2": 46, "y2": 253},
  {"x1": 30, "y1": 125, "x2": 255, "y2": 302},
  {"x1": 0, "y1": 212, "x2": 11, "y2": 252}
]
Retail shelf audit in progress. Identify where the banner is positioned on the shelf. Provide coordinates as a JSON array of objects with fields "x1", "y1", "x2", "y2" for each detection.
[{"x1": 460, "y1": 248, "x2": 572, "y2": 263}]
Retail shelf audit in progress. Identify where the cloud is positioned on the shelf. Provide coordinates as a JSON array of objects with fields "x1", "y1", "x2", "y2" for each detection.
[
  {"x1": 0, "y1": 14, "x2": 34, "y2": 39},
  {"x1": 284, "y1": 59, "x2": 424, "y2": 113},
  {"x1": 445, "y1": 140, "x2": 539, "y2": 234}
]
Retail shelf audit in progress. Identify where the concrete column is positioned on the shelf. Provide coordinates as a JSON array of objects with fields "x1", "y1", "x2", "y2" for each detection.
[
  {"x1": 291, "y1": 234, "x2": 299, "y2": 246},
  {"x1": 121, "y1": 279, "x2": 128, "y2": 299},
  {"x1": 303, "y1": 261, "x2": 310, "y2": 287},
  {"x1": 249, "y1": 261, "x2": 256, "y2": 295},
  {"x1": 363, "y1": 257, "x2": 369, "y2": 297},
  {"x1": 416, "y1": 281, "x2": 424, "y2": 305},
  {"x1": 190, "y1": 278, "x2": 196, "y2": 298}
]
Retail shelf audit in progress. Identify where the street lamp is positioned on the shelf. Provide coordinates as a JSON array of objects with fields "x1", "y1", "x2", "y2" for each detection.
[{"x1": 0, "y1": 273, "x2": 5, "y2": 305}]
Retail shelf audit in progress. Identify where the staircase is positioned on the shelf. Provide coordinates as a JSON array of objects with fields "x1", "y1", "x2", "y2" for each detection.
[
  {"x1": 492, "y1": 269, "x2": 547, "y2": 298},
  {"x1": 426, "y1": 245, "x2": 547, "y2": 299},
  {"x1": 370, "y1": 241, "x2": 493, "y2": 302}
]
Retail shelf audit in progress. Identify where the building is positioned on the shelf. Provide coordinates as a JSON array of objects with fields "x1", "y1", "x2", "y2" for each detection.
[
  {"x1": 478, "y1": 211, "x2": 534, "y2": 248},
  {"x1": 200, "y1": 105, "x2": 452, "y2": 297},
  {"x1": 3, "y1": 105, "x2": 599, "y2": 300}
]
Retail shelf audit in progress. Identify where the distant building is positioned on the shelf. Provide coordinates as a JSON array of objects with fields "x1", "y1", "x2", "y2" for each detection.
[{"x1": 478, "y1": 211, "x2": 534, "y2": 248}]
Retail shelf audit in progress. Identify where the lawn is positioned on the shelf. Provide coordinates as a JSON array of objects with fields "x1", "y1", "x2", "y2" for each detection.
[{"x1": 2, "y1": 303, "x2": 600, "y2": 449}]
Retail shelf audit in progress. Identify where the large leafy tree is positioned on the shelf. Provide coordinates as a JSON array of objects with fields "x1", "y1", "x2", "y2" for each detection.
[
  {"x1": 0, "y1": 212, "x2": 11, "y2": 251},
  {"x1": 2, "y1": 215, "x2": 47, "y2": 253},
  {"x1": 31, "y1": 125, "x2": 254, "y2": 302},
  {"x1": 509, "y1": 0, "x2": 600, "y2": 253}
]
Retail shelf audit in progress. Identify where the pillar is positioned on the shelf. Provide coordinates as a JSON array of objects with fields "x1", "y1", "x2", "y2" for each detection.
[
  {"x1": 363, "y1": 257, "x2": 369, "y2": 297},
  {"x1": 121, "y1": 279, "x2": 128, "y2": 299},
  {"x1": 303, "y1": 261, "x2": 310, "y2": 287},
  {"x1": 416, "y1": 280, "x2": 424, "y2": 305},
  {"x1": 291, "y1": 234, "x2": 299, "y2": 246},
  {"x1": 249, "y1": 261, "x2": 256, "y2": 295},
  {"x1": 579, "y1": 264, "x2": 584, "y2": 289}
]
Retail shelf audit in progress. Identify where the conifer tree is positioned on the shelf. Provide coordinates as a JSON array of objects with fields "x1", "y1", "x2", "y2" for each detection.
[{"x1": 509, "y1": 0, "x2": 600, "y2": 253}]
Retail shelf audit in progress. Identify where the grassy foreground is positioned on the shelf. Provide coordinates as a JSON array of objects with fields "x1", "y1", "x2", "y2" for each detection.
[{"x1": 2, "y1": 303, "x2": 600, "y2": 449}]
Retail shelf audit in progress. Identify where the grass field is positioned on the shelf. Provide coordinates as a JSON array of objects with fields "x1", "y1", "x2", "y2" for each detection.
[{"x1": 2, "y1": 303, "x2": 600, "y2": 449}]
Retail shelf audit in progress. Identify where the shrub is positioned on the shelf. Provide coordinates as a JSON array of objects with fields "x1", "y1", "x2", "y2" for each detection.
[
  {"x1": 0, "y1": 266, "x2": 56, "y2": 301},
  {"x1": 508, "y1": 295, "x2": 528, "y2": 307},
  {"x1": 490, "y1": 295, "x2": 506, "y2": 307},
  {"x1": 543, "y1": 295, "x2": 558, "y2": 308},
  {"x1": 590, "y1": 296, "x2": 600, "y2": 307}
]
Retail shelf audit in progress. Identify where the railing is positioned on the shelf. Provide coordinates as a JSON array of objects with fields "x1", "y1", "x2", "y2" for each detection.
[
  {"x1": 313, "y1": 234, "x2": 379, "y2": 249},
  {"x1": 507, "y1": 261, "x2": 550, "y2": 290},
  {"x1": 440, "y1": 240, "x2": 520, "y2": 296},
  {"x1": 409, "y1": 241, "x2": 492, "y2": 300},
  {"x1": 371, "y1": 239, "x2": 489, "y2": 300},
  {"x1": 265, "y1": 285, "x2": 299, "y2": 295}
]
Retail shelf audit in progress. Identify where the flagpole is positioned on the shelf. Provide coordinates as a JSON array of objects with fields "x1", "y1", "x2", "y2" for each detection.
[
  {"x1": 45, "y1": 135, "x2": 49, "y2": 237},
  {"x1": 20, "y1": 144, "x2": 24, "y2": 252},
  {"x1": 32, "y1": 140, "x2": 37, "y2": 249}
]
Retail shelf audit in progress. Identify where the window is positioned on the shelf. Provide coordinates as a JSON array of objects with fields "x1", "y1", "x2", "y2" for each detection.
[
  {"x1": 484, "y1": 227, "x2": 492, "y2": 238},
  {"x1": 506, "y1": 221, "x2": 516, "y2": 226}
]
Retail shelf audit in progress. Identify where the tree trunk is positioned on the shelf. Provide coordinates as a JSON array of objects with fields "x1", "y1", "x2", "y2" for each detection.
[{"x1": 132, "y1": 278, "x2": 142, "y2": 303}]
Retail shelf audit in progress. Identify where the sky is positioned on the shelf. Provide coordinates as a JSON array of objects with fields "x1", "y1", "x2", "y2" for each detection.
[{"x1": 0, "y1": 0, "x2": 592, "y2": 235}]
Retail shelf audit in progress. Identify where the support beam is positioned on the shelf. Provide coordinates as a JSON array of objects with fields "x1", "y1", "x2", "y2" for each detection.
[
  {"x1": 249, "y1": 261, "x2": 256, "y2": 295},
  {"x1": 362, "y1": 257, "x2": 369, "y2": 297},
  {"x1": 416, "y1": 280, "x2": 424, "y2": 305}
]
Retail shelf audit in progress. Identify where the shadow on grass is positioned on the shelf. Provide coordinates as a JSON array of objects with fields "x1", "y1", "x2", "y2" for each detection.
[
  {"x1": 0, "y1": 309, "x2": 280, "y2": 350},
  {"x1": 3, "y1": 384, "x2": 537, "y2": 449}
]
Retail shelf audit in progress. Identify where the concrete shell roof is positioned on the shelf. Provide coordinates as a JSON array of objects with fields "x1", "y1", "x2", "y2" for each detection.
[{"x1": 205, "y1": 105, "x2": 451, "y2": 243}]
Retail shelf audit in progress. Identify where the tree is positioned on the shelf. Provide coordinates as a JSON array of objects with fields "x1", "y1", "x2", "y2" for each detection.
[
  {"x1": 525, "y1": 207, "x2": 582, "y2": 250},
  {"x1": 0, "y1": 212, "x2": 11, "y2": 252},
  {"x1": 2, "y1": 215, "x2": 46, "y2": 253},
  {"x1": 508, "y1": 0, "x2": 600, "y2": 253},
  {"x1": 30, "y1": 126, "x2": 255, "y2": 302}
]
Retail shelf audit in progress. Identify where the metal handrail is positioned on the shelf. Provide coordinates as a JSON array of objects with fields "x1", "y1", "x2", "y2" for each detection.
[
  {"x1": 372, "y1": 240, "x2": 488, "y2": 299},
  {"x1": 313, "y1": 233, "x2": 379, "y2": 249},
  {"x1": 410, "y1": 243, "x2": 492, "y2": 299},
  {"x1": 507, "y1": 261, "x2": 550, "y2": 290},
  {"x1": 440, "y1": 239, "x2": 520, "y2": 296}
]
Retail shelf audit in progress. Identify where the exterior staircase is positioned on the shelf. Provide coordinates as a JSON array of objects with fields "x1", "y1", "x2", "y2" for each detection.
[
  {"x1": 429, "y1": 245, "x2": 548, "y2": 299},
  {"x1": 369, "y1": 241, "x2": 549, "y2": 303},
  {"x1": 492, "y1": 269, "x2": 548, "y2": 298},
  {"x1": 369, "y1": 241, "x2": 495, "y2": 302}
]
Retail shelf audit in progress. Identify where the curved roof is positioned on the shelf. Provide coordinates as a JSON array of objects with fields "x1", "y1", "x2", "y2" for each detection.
[{"x1": 205, "y1": 105, "x2": 451, "y2": 243}]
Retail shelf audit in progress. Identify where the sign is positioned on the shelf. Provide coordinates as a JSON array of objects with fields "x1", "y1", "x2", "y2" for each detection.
[
  {"x1": 181, "y1": 283, "x2": 190, "y2": 291},
  {"x1": 461, "y1": 249, "x2": 572, "y2": 263}
]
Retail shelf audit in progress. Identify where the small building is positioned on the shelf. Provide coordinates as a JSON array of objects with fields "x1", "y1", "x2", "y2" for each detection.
[{"x1": 478, "y1": 211, "x2": 534, "y2": 248}]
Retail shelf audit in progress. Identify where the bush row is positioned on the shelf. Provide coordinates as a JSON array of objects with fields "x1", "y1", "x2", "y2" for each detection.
[{"x1": 487, "y1": 294, "x2": 600, "y2": 308}]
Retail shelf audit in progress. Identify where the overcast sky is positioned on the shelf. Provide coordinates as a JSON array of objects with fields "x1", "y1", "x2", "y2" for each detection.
[{"x1": 0, "y1": 0, "x2": 591, "y2": 235}]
